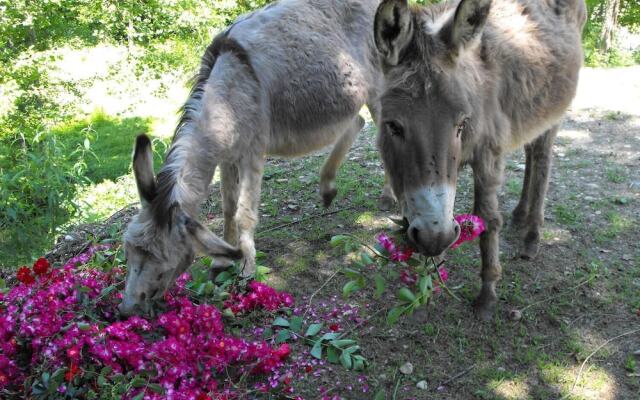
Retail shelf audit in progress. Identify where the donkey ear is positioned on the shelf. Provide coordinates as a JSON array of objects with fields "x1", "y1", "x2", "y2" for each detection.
[
  {"x1": 132, "y1": 134, "x2": 157, "y2": 206},
  {"x1": 444, "y1": 0, "x2": 491, "y2": 49},
  {"x1": 374, "y1": 0, "x2": 414, "y2": 66},
  {"x1": 184, "y1": 217, "x2": 243, "y2": 260}
]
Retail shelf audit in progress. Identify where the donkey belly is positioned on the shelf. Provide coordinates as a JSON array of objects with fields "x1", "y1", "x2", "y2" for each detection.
[
  {"x1": 226, "y1": 0, "x2": 379, "y2": 157},
  {"x1": 267, "y1": 117, "x2": 359, "y2": 158}
]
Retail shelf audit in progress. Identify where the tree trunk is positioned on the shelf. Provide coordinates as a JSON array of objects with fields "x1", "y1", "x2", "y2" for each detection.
[{"x1": 599, "y1": 0, "x2": 620, "y2": 52}]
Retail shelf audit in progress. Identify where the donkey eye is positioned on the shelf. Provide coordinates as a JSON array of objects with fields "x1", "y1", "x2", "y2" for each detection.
[
  {"x1": 456, "y1": 117, "x2": 469, "y2": 137},
  {"x1": 384, "y1": 120, "x2": 405, "y2": 139}
]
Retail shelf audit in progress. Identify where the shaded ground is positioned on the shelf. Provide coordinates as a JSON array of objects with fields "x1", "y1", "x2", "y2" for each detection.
[
  {"x1": 198, "y1": 67, "x2": 639, "y2": 399},
  {"x1": 45, "y1": 66, "x2": 639, "y2": 399}
]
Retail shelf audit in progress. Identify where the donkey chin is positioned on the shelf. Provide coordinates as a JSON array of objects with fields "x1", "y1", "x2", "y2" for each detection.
[{"x1": 401, "y1": 185, "x2": 460, "y2": 257}]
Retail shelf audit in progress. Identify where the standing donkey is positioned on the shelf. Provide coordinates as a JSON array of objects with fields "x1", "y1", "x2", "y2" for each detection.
[
  {"x1": 373, "y1": 0, "x2": 585, "y2": 319},
  {"x1": 119, "y1": 0, "x2": 388, "y2": 316}
]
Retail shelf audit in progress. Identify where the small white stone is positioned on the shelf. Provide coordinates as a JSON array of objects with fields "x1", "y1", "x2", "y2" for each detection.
[
  {"x1": 64, "y1": 235, "x2": 74, "y2": 241},
  {"x1": 416, "y1": 380, "x2": 428, "y2": 390},
  {"x1": 509, "y1": 309, "x2": 522, "y2": 321},
  {"x1": 399, "y1": 362, "x2": 414, "y2": 375}
]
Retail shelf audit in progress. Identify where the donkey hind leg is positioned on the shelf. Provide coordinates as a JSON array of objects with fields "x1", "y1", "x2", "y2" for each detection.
[
  {"x1": 319, "y1": 115, "x2": 365, "y2": 207},
  {"x1": 512, "y1": 144, "x2": 533, "y2": 228},
  {"x1": 472, "y1": 154, "x2": 505, "y2": 321},
  {"x1": 521, "y1": 125, "x2": 558, "y2": 260},
  {"x1": 220, "y1": 162, "x2": 240, "y2": 246},
  {"x1": 235, "y1": 152, "x2": 265, "y2": 277}
]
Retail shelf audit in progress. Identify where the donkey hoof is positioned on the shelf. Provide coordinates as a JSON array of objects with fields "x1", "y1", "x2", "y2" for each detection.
[
  {"x1": 520, "y1": 231, "x2": 540, "y2": 260},
  {"x1": 520, "y1": 242, "x2": 539, "y2": 260},
  {"x1": 322, "y1": 188, "x2": 338, "y2": 208},
  {"x1": 379, "y1": 194, "x2": 395, "y2": 211},
  {"x1": 473, "y1": 287, "x2": 497, "y2": 321},
  {"x1": 239, "y1": 259, "x2": 257, "y2": 278}
]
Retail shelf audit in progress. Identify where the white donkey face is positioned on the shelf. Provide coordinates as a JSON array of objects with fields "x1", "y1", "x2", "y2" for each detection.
[{"x1": 118, "y1": 135, "x2": 242, "y2": 317}]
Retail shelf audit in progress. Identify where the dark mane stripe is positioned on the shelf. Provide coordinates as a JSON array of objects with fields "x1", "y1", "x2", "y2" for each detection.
[{"x1": 151, "y1": 34, "x2": 258, "y2": 228}]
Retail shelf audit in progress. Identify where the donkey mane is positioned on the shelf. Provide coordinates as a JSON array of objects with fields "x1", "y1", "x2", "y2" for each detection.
[{"x1": 151, "y1": 32, "x2": 258, "y2": 228}]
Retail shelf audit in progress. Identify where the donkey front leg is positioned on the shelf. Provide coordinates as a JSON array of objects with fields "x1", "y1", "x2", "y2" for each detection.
[
  {"x1": 319, "y1": 116, "x2": 364, "y2": 207},
  {"x1": 472, "y1": 154, "x2": 505, "y2": 321},
  {"x1": 235, "y1": 152, "x2": 265, "y2": 277},
  {"x1": 220, "y1": 162, "x2": 240, "y2": 246},
  {"x1": 521, "y1": 125, "x2": 558, "y2": 260}
]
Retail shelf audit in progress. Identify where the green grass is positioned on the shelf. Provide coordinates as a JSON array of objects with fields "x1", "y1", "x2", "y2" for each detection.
[{"x1": 52, "y1": 110, "x2": 167, "y2": 183}]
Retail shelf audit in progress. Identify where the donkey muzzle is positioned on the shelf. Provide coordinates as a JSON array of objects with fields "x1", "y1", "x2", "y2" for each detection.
[{"x1": 404, "y1": 185, "x2": 459, "y2": 256}]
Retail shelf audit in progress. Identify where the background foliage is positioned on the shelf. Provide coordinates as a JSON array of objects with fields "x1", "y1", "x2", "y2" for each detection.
[{"x1": 0, "y1": 0, "x2": 638, "y2": 267}]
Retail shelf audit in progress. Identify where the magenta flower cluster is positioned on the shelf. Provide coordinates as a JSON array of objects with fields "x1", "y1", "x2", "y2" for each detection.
[
  {"x1": 376, "y1": 233, "x2": 414, "y2": 262},
  {"x1": 224, "y1": 281, "x2": 294, "y2": 315},
  {"x1": 0, "y1": 247, "x2": 296, "y2": 399}
]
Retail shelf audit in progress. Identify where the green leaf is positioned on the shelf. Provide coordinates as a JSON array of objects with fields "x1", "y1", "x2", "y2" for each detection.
[
  {"x1": 149, "y1": 383, "x2": 164, "y2": 394},
  {"x1": 344, "y1": 345, "x2": 360, "y2": 354},
  {"x1": 419, "y1": 275, "x2": 431, "y2": 297},
  {"x1": 374, "y1": 389, "x2": 386, "y2": 400},
  {"x1": 361, "y1": 252, "x2": 374, "y2": 265},
  {"x1": 320, "y1": 332, "x2": 339, "y2": 341},
  {"x1": 397, "y1": 287, "x2": 417, "y2": 303},
  {"x1": 343, "y1": 268, "x2": 363, "y2": 279},
  {"x1": 340, "y1": 351, "x2": 353, "y2": 369},
  {"x1": 330, "y1": 235, "x2": 349, "y2": 247},
  {"x1": 290, "y1": 316, "x2": 303, "y2": 333},
  {"x1": 387, "y1": 306, "x2": 404, "y2": 325},
  {"x1": 342, "y1": 280, "x2": 361, "y2": 298},
  {"x1": 132, "y1": 393, "x2": 144, "y2": 400},
  {"x1": 272, "y1": 317, "x2": 290, "y2": 327},
  {"x1": 330, "y1": 339, "x2": 356, "y2": 348},
  {"x1": 327, "y1": 346, "x2": 340, "y2": 363},
  {"x1": 374, "y1": 274, "x2": 386, "y2": 299},
  {"x1": 310, "y1": 340, "x2": 323, "y2": 359},
  {"x1": 305, "y1": 323, "x2": 323, "y2": 337},
  {"x1": 262, "y1": 327, "x2": 274, "y2": 339},
  {"x1": 97, "y1": 375, "x2": 106, "y2": 386},
  {"x1": 148, "y1": 383, "x2": 164, "y2": 394},
  {"x1": 214, "y1": 271, "x2": 232, "y2": 284},
  {"x1": 275, "y1": 329, "x2": 291, "y2": 343},
  {"x1": 130, "y1": 376, "x2": 146, "y2": 388},
  {"x1": 100, "y1": 366, "x2": 112, "y2": 376}
]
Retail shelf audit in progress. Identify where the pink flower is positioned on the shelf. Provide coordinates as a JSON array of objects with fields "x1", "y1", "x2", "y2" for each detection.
[
  {"x1": 438, "y1": 266, "x2": 449, "y2": 283},
  {"x1": 377, "y1": 233, "x2": 414, "y2": 262},
  {"x1": 450, "y1": 214, "x2": 486, "y2": 249},
  {"x1": 376, "y1": 233, "x2": 396, "y2": 254}
]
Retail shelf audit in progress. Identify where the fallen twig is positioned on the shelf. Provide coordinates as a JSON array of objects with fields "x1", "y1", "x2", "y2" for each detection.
[
  {"x1": 520, "y1": 277, "x2": 594, "y2": 313},
  {"x1": 432, "y1": 364, "x2": 476, "y2": 391},
  {"x1": 562, "y1": 327, "x2": 640, "y2": 399},
  {"x1": 256, "y1": 206, "x2": 355, "y2": 235}
]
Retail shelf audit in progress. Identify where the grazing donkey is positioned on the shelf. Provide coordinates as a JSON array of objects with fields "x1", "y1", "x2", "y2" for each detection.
[
  {"x1": 373, "y1": 0, "x2": 585, "y2": 319},
  {"x1": 119, "y1": 0, "x2": 387, "y2": 316}
]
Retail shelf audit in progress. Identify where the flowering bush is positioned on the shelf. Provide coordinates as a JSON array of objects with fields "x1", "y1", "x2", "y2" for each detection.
[
  {"x1": 332, "y1": 214, "x2": 485, "y2": 324},
  {"x1": 0, "y1": 247, "x2": 300, "y2": 399}
]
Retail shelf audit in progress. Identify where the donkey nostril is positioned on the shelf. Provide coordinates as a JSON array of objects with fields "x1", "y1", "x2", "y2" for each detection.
[
  {"x1": 408, "y1": 227, "x2": 420, "y2": 243},
  {"x1": 454, "y1": 225, "x2": 460, "y2": 235},
  {"x1": 140, "y1": 292, "x2": 147, "y2": 301}
]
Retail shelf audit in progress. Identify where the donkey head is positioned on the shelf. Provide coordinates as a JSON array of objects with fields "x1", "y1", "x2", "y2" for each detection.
[
  {"x1": 374, "y1": 0, "x2": 491, "y2": 256},
  {"x1": 119, "y1": 135, "x2": 242, "y2": 316}
]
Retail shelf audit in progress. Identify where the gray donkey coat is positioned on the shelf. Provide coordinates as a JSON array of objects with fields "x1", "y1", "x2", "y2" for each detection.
[
  {"x1": 373, "y1": 0, "x2": 585, "y2": 318},
  {"x1": 120, "y1": 0, "x2": 387, "y2": 315}
]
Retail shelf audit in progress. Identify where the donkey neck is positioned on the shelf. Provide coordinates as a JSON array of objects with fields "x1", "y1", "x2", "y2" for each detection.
[{"x1": 153, "y1": 132, "x2": 215, "y2": 221}]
